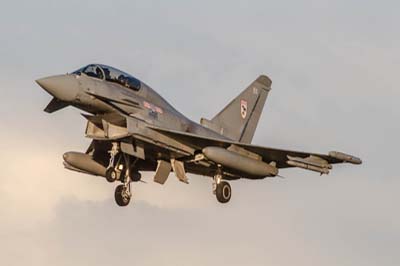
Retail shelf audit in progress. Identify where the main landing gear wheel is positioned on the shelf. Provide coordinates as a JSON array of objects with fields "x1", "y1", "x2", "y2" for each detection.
[
  {"x1": 115, "y1": 184, "x2": 131, "y2": 207},
  {"x1": 105, "y1": 168, "x2": 117, "y2": 183},
  {"x1": 216, "y1": 181, "x2": 231, "y2": 203},
  {"x1": 106, "y1": 142, "x2": 120, "y2": 183}
]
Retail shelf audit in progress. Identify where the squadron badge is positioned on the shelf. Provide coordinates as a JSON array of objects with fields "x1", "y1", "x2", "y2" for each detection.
[{"x1": 240, "y1": 99, "x2": 247, "y2": 119}]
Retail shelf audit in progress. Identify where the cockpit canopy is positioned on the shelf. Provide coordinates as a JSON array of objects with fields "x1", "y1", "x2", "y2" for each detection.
[{"x1": 73, "y1": 64, "x2": 141, "y2": 91}]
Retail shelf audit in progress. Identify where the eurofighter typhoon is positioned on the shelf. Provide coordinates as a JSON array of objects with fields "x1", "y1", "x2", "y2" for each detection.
[{"x1": 36, "y1": 64, "x2": 362, "y2": 206}]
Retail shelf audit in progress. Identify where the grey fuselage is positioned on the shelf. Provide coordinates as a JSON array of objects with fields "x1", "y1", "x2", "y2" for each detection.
[
  {"x1": 36, "y1": 65, "x2": 362, "y2": 184},
  {"x1": 53, "y1": 72, "x2": 226, "y2": 140}
]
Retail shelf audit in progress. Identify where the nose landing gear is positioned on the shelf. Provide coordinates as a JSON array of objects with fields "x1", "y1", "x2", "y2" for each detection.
[
  {"x1": 105, "y1": 143, "x2": 139, "y2": 207},
  {"x1": 115, "y1": 183, "x2": 131, "y2": 206},
  {"x1": 114, "y1": 152, "x2": 133, "y2": 207}
]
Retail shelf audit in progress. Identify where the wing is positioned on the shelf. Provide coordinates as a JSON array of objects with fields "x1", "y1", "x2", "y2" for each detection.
[{"x1": 148, "y1": 125, "x2": 362, "y2": 174}]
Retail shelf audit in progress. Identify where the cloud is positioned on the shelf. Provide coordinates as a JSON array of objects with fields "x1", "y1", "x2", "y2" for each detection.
[{"x1": 2, "y1": 171, "x2": 400, "y2": 266}]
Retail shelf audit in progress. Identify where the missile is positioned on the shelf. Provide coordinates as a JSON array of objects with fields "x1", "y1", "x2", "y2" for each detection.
[
  {"x1": 63, "y1": 152, "x2": 107, "y2": 177},
  {"x1": 286, "y1": 160, "x2": 330, "y2": 175},
  {"x1": 202, "y1": 146, "x2": 278, "y2": 177},
  {"x1": 329, "y1": 151, "x2": 362, "y2": 165},
  {"x1": 287, "y1": 155, "x2": 332, "y2": 169}
]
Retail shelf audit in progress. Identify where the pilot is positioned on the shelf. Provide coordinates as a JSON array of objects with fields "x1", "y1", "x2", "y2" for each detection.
[
  {"x1": 118, "y1": 75, "x2": 129, "y2": 88},
  {"x1": 124, "y1": 77, "x2": 131, "y2": 88},
  {"x1": 103, "y1": 68, "x2": 111, "y2": 80},
  {"x1": 95, "y1": 67, "x2": 104, "y2": 79}
]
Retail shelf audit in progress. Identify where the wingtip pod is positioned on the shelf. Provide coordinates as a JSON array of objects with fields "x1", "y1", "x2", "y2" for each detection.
[{"x1": 329, "y1": 151, "x2": 362, "y2": 165}]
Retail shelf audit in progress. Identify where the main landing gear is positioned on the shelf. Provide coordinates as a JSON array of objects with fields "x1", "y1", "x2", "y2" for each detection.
[
  {"x1": 213, "y1": 168, "x2": 232, "y2": 204},
  {"x1": 106, "y1": 142, "x2": 141, "y2": 207},
  {"x1": 105, "y1": 143, "x2": 119, "y2": 183}
]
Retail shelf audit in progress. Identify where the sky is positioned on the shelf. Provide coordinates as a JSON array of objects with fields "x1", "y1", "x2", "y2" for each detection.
[{"x1": 0, "y1": 0, "x2": 399, "y2": 265}]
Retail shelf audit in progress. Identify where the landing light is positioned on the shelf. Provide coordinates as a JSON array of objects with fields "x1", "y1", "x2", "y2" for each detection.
[{"x1": 118, "y1": 164, "x2": 124, "y2": 170}]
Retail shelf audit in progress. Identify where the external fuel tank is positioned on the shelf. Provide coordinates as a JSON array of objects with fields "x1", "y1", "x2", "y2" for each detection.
[
  {"x1": 202, "y1": 146, "x2": 278, "y2": 177},
  {"x1": 63, "y1": 152, "x2": 107, "y2": 177}
]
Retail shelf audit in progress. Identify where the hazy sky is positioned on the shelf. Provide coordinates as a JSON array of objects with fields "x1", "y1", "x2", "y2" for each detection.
[{"x1": 0, "y1": 0, "x2": 399, "y2": 265}]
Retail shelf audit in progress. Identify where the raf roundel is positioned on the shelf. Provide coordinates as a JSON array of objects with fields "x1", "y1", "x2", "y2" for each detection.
[{"x1": 240, "y1": 99, "x2": 247, "y2": 119}]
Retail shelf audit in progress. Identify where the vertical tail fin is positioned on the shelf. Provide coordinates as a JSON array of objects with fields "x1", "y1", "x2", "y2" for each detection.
[{"x1": 200, "y1": 75, "x2": 272, "y2": 143}]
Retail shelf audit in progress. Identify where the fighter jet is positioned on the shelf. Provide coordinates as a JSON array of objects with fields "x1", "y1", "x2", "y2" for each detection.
[{"x1": 36, "y1": 64, "x2": 362, "y2": 206}]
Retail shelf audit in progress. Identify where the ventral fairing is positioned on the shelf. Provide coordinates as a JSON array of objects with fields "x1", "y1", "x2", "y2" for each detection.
[{"x1": 36, "y1": 64, "x2": 362, "y2": 206}]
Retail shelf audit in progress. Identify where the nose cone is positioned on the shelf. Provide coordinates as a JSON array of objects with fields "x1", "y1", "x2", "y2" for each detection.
[{"x1": 36, "y1": 74, "x2": 80, "y2": 102}]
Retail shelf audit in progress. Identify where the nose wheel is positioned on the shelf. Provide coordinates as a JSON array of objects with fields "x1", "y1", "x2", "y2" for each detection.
[
  {"x1": 112, "y1": 148, "x2": 135, "y2": 207},
  {"x1": 115, "y1": 184, "x2": 131, "y2": 206},
  {"x1": 114, "y1": 159, "x2": 132, "y2": 206}
]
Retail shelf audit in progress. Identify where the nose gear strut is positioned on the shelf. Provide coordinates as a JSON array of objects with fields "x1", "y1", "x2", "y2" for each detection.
[{"x1": 114, "y1": 152, "x2": 134, "y2": 207}]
